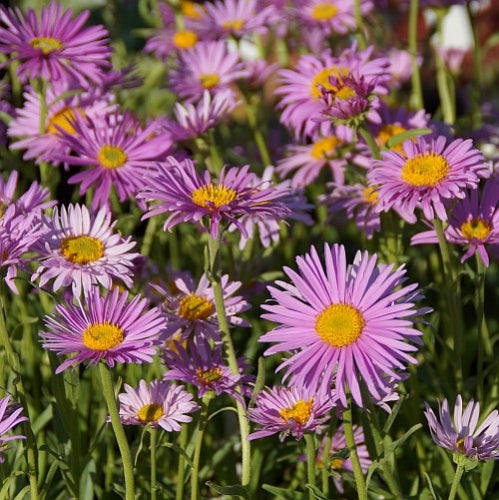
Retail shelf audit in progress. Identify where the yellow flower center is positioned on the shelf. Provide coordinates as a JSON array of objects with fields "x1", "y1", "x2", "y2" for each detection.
[
  {"x1": 362, "y1": 186, "x2": 378, "y2": 204},
  {"x1": 331, "y1": 457, "x2": 345, "y2": 469},
  {"x1": 178, "y1": 294, "x2": 215, "y2": 321},
  {"x1": 30, "y1": 36, "x2": 63, "y2": 54},
  {"x1": 315, "y1": 303, "x2": 365, "y2": 347},
  {"x1": 456, "y1": 437, "x2": 465, "y2": 453},
  {"x1": 97, "y1": 145, "x2": 128, "y2": 169},
  {"x1": 460, "y1": 218, "x2": 491, "y2": 242},
  {"x1": 222, "y1": 19, "x2": 245, "y2": 32},
  {"x1": 310, "y1": 135, "x2": 341, "y2": 160},
  {"x1": 82, "y1": 322, "x2": 124, "y2": 351},
  {"x1": 196, "y1": 367, "x2": 223, "y2": 386},
  {"x1": 137, "y1": 403, "x2": 165, "y2": 423},
  {"x1": 198, "y1": 73, "x2": 220, "y2": 89},
  {"x1": 310, "y1": 66, "x2": 350, "y2": 99},
  {"x1": 401, "y1": 153, "x2": 450, "y2": 187},
  {"x1": 191, "y1": 184, "x2": 237, "y2": 208},
  {"x1": 181, "y1": 1, "x2": 204, "y2": 19},
  {"x1": 46, "y1": 107, "x2": 83, "y2": 135},
  {"x1": 279, "y1": 399, "x2": 313, "y2": 425},
  {"x1": 312, "y1": 2, "x2": 338, "y2": 20},
  {"x1": 172, "y1": 30, "x2": 198, "y2": 50},
  {"x1": 60, "y1": 235, "x2": 104, "y2": 264},
  {"x1": 376, "y1": 124, "x2": 407, "y2": 152}
]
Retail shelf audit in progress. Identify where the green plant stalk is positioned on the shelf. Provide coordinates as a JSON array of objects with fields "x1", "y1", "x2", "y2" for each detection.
[
  {"x1": 245, "y1": 96, "x2": 272, "y2": 167},
  {"x1": 190, "y1": 395, "x2": 211, "y2": 500},
  {"x1": 448, "y1": 464, "x2": 464, "y2": 500},
  {"x1": 343, "y1": 396, "x2": 367, "y2": 500},
  {"x1": 304, "y1": 434, "x2": 316, "y2": 500},
  {"x1": 150, "y1": 427, "x2": 158, "y2": 500},
  {"x1": 409, "y1": 0, "x2": 423, "y2": 109},
  {"x1": 321, "y1": 433, "x2": 332, "y2": 494},
  {"x1": 353, "y1": 0, "x2": 367, "y2": 49},
  {"x1": 175, "y1": 423, "x2": 188, "y2": 500},
  {"x1": 435, "y1": 12, "x2": 455, "y2": 125},
  {"x1": 98, "y1": 363, "x2": 135, "y2": 500},
  {"x1": 0, "y1": 293, "x2": 39, "y2": 500},
  {"x1": 36, "y1": 78, "x2": 52, "y2": 191},
  {"x1": 207, "y1": 234, "x2": 251, "y2": 487},
  {"x1": 359, "y1": 126, "x2": 381, "y2": 160},
  {"x1": 141, "y1": 216, "x2": 158, "y2": 257},
  {"x1": 465, "y1": 2, "x2": 482, "y2": 128}
]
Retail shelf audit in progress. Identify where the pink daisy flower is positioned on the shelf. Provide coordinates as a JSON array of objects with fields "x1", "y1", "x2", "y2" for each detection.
[
  {"x1": 0, "y1": 1, "x2": 110, "y2": 86},
  {"x1": 424, "y1": 395, "x2": 499, "y2": 460},
  {"x1": 248, "y1": 385, "x2": 333, "y2": 441},
  {"x1": 32, "y1": 204, "x2": 139, "y2": 297},
  {"x1": 411, "y1": 177, "x2": 499, "y2": 266},
  {"x1": 140, "y1": 156, "x2": 291, "y2": 238},
  {"x1": 118, "y1": 379, "x2": 198, "y2": 431},
  {"x1": 163, "y1": 338, "x2": 254, "y2": 403},
  {"x1": 56, "y1": 110, "x2": 172, "y2": 209},
  {"x1": 369, "y1": 136, "x2": 491, "y2": 224},
  {"x1": 8, "y1": 82, "x2": 115, "y2": 166},
  {"x1": 169, "y1": 41, "x2": 247, "y2": 102},
  {"x1": 0, "y1": 395, "x2": 28, "y2": 463},
  {"x1": 40, "y1": 287, "x2": 165, "y2": 373},
  {"x1": 260, "y1": 243, "x2": 430, "y2": 407}
]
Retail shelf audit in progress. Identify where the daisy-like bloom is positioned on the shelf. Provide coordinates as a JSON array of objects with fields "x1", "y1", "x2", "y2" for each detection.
[
  {"x1": 118, "y1": 379, "x2": 198, "y2": 431},
  {"x1": 157, "y1": 272, "x2": 249, "y2": 342},
  {"x1": 8, "y1": 82, "x2": 116, "y2": 166},
  {"x1": 0, "y1": 395, "x2": 28, "y2": 463},
  {"x1": 369, "y1": 136, "x2": 491, "y2": 224},
  {"x1": 169, "y1": 41, "x2": 247, "y2": 102},
  {"x1": 277, "y1": 124, "x2": 356, "y2": 187},
  {"x1": 424, "y1": 395, "x2": 499, "y2": 461},
  {"x1": 0, "y1": 1, "x2": 110, "y2": 86},
  {"x1": 56, "y1": 111, "x2": 172, "y2": 209},
  {"x1": 164, "y1": 90, "x2": 239, "y2": 142},
  {"x1": 140, "y1": 156, "x2": 291, "y2": 239},
  {"x1": 317, "y1": 425, "x2": 371, "y2": 493},
  {"x1": 248, "y1": 385, "x2": 333, "y2": 441},
  {"x1": 275, "y1": 45, "x2": 389, "y2": 137},
  {"x1": 40, "y1": 287, "x2": 165, "y2": 372},
  {"x1": 32, "y1": 204, "x2": 139, "y2": 297},
  {"x1": 163, "y1": 338, "x2": 254, "y2": 403},
  {"x1": 411, "y1": 177, "x2": 499, "y2": 266},
  {"x1": 260, "y1": 243, "x2": 430, "y2": 407}
]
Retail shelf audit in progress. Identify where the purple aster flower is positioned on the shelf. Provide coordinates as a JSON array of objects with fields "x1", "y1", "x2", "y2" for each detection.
[
  {"x1": 40, "y1": 287, "x2": 165, "y2": 373},
  {"x1": 248, "y1": 385, "x2": 333, "y2": 441},
  {"x1": 260, "y1": 243, "x2": 430, "y2": 408},
  {"x1": 118, "y1": 379, "x2": 198, "y2": 431},
  {"x1": 155, "y1": 272, "x2": 249, "y2": 342},
  {"x1": 169, "y1": 41, "x2": 247, "y2": 102},
  {"x1": 424, "y1": 395, "x2": 499, "y2": 460},
  {"x1": 0, "y1": 1, "x2": 110, "y2": 86},
  {"x1": 32, "y1": 204, "x2": 139, "y2": 297},
  {"x1": 369, "y1": 136, "x2": 491, "y2": 224},
  {"x1": 411, "y1": 177, "x2": 499, "y2": 266},
  {"x1": 56, "y1": 110, "x2": 172, "y2": 209},
  {"x1": 8, "y1": 82, "x2": 116, "y2": 166},
  {"x1": 163, "y1": 338, "x2": 254, "y2": 403},
  {"x1": 140, "y1": 156, "x2": 291, "y2": 239},
  {"x1": 386, "y1": 48, "x2": 421, "y2": 89},
  {"x1": 0, "y1": 395, "x2": 28, "y2": 463}
]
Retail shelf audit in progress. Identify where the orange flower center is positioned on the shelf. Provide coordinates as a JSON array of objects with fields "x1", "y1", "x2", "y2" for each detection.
[
  {"x1": 315, "y1": 303, "x2": 365, "y2": 347},
  {"x1": 60, "y1": 235, "x2": 104, "y2": 264},
  {"x1": 198, "y1": 73, "x2": 220, "y2": 89},
  {"x1": 97, "y1": 145, "x2": 128, "y2": 169},
  {"x1": 460, "y1": 218, "x2": 491, "y2": 242},
  {"x1": 312, "y1": 2, "x2": 338, "y2": 21},
  {"x1": 310, "y1": 135, "x2": 341, "y2": 160},
  {"x1": 376, "y1": 124, "x2": 407, "y2": 152},
  {"x1": 178, "y1": 294, "x2": 214, "y2": 321},
  {"x1": 46, "y1": 107, "x2": 83, "y2": 135},
  {"x1": 181, "y1": 1, "x2": 204, "y2": 19},
  {"x1": 401, "y1": 153, "x2": 450, "y2": 187},
  {"x1": 172, "y1": 30, "x2": 198, "y2": 50},
  {"x1": 137, "y1": 403, "x2": 164, "y2": 423},
  {"x1": 191, "y1": 184, "x2": 237, "y2": 208},
  {"x1": 362, "y1": 186, "x2": 379, "y2": 204},
  {"x1": 279, "y1": 399, "x2": 313, "y2": 425},
  {"x1": 310, "y1": 66, "x2": 350, "y2": 99},
  {"x1": 82, "y1": 322, "x2": 124, "y2": 351},
  {"x1": 222, "y1": 19, "x2": 245, "y2": 32},
  {"x1": 30, "y1": 36, "x2": 63, "y2": 54},
  {"x1": 196, "y1": 367, "x2": 223, "y2": 386}
]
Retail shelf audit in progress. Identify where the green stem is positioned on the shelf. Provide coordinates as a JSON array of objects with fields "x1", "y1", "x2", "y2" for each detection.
[
  {"x1": 448, "y1": 464, "x2": 464, "y2": 500},
  {"x1": 190, "y1": 395, "x2": 211, "y2": 500},
  {"x1": 343, "y1": 396, "x2": 367, "y2": 500},
  {"x1": 304, "y1": 434, "x2": 316, "y2": 500},
  {"x1": 207, "y1": 234, "x2": 251, "y2": 487},
  {"x1": 150, "y1": 427, "x2": 158, "y2": 500},
  {"x1": 98, "y1": 363, "x2": 135, "y2": 500},
  {"x1": 0, "y1": 292, "x2": 39, "y2": 500},
  {"x1": 353, "y1": 0, "x2": 366, "y2": 49},
  {"x1": 141, "y1": 216, "x2": 158, "y2": 257},
  {"x1": 359, "y1": 126, "x2": 380, "y2": 160},
  {"x1": 207, "y1": 129, "x2": 223, "y2": 174},
  {"x1": 465, "y1": 2, "x2": 482, "y2": 128},
  {"x1": 321, "y1": 433, "x2": 332, "y2": 495},
  {"x1": 409, "y1": 0, "x2": 424, "y2": 109},
  {"x1": 36, "y1": 79, "x2": 52, "y2": 191},
  {"x1": 175, "y1": 423, "x2": 188, "y2": 500},
  {"x1": 435, "y1": 12, "x2": 455, "y2": 125},
  {"x1": 245, "y1": 96, "x2": 272, "y2": 167}
]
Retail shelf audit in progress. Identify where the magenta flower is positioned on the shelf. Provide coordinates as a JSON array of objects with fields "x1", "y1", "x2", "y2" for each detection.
[
  {"x1": 40, "y1": 287, "x2": 165, "y2": 373},
  {"x1": 0, "y1": 395, "x2": 28, "y2": 463},
  {"x1": 248, "y1": 385, "x2": 333, "y2": 441},
  {"x1": 56, "y1": 111, "x2": 172, "y2": 209},
  {"x1": 424, "y1": 395, "x2": 499, "y2": 461},
  {"x1": 411, "y1": 177, "x2": 499, "y2": 266},
  {"x1": 0, "y1": 1, "x2": 110, "y2": 86},
  {"x1": 140, "y1": 156, "x2": 290, "y2": 238},
  {"x1": 32, "y1": 204, "x2": 139, "y2": 297},
  {"x1": 118, "y1": 380, "x2": 198, "y2": 431},
  {"x1": 369, "y1": 136, "x2": 490, "y2": 223},
  {"x1": 163, "y1": 338, "x2": 254, "y2": 403},
  {"x1": 260, "y1": 243, "x2": 430, "y2": 407}
]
